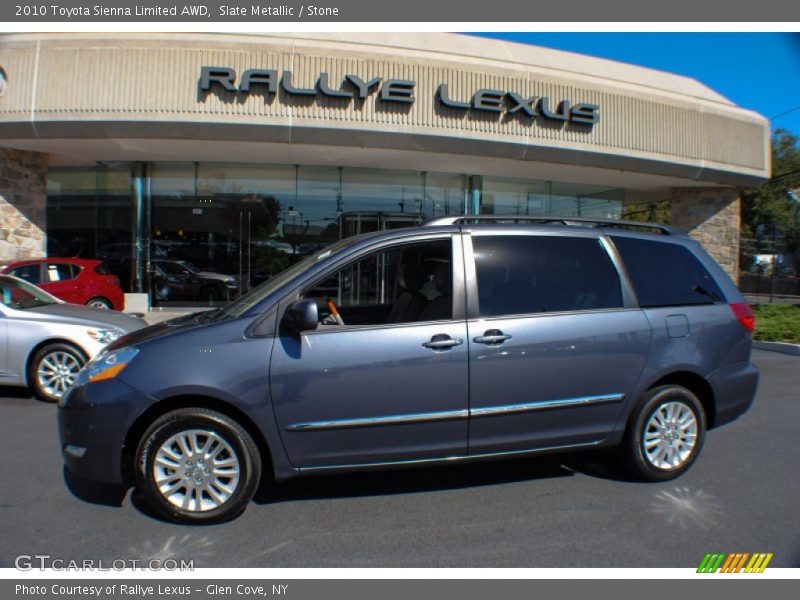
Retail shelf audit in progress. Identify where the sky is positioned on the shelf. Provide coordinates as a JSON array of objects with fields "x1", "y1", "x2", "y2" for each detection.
[{"x1": 474, "y1": 33, "x2": 800, "y2": 138}]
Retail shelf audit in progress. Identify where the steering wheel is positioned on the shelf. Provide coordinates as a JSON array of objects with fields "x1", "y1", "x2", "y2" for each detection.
[{"x1": 326, "y1": 298, "x2": 346, "y2": 326}]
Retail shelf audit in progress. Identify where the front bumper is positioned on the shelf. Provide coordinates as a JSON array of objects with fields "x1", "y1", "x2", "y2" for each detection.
[{"x1": 58, "y1": 379, "x2": 150, "y2": 485}]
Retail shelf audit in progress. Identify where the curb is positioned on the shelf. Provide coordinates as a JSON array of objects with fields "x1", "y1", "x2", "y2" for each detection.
[{"x1": 753, "y1": 341, "x2": 800, "y2": 356}]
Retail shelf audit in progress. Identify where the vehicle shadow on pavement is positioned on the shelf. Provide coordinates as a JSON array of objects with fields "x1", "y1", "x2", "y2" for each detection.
[
  {"x1": 0, "y1": 386, "x2": 37, "y2": 400},
  {"x1": 558, "y1": 449, "x2": 644, "y2": 483},
  {"x1": 126, "y1": 455, "x2": 580, "y2": 524},
  {"x1": 252, "y1": 449, "x2": 638, "y2": 505},
  {"x1": 70, "y1": 450, "x2": 640, "y2": 524},
  {"x1": 62, "y1": 466, "x2": 129, "y2": 507}
]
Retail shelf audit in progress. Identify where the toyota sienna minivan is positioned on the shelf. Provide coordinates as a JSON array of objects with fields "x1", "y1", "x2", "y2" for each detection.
[{"x1": 58, "y1": 217, "x2": 759, "y2": 523}]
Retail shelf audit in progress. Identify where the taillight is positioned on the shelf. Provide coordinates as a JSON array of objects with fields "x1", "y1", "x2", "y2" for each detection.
[
  {"x1": 109, "y1": 277, "x2": 120, "y2": 286},
  {"x1": 730, "y1": 303, "x2": 755, "y2": 333}
]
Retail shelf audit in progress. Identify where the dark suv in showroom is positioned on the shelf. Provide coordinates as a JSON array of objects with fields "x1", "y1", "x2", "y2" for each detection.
[
  {"x1": 58, "y1": 217, "x2": 759, "y2": 523},
  {"x1": 150, "y1": 259, "x2": 238, "y2": 303}
]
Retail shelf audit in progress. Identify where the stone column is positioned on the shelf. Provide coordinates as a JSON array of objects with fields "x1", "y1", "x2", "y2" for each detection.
[
  {"x1": 0, "y1": 148, "x2": 49, "y2": 261},
  {"x1": 670, "y1": 187, "x2": 741, "y2": 280}
]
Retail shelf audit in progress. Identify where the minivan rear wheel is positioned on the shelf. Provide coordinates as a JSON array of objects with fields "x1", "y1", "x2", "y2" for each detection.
[
  {"x1": 135, "y1": 408, "x2": 261, "y2": 524},
  {"x1": 624, "y1": 385, "x2": 706, "y2": 481}
]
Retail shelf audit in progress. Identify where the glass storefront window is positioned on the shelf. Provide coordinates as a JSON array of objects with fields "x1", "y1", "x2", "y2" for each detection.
[
  {"x1": 550, "y1": 181, "x2": 624, "y2": 218},
  {"x1": 341, "y1": 168, "x2": 425, "y2": 215},
  {"x1": 46, "y1": 164, "x2": 133, "y2": 291},
  {"x1": 424, "y1": 173, "x2": 467, "y2": 218},
  {"x1": 294, "y1": 166, "x2": 341, "y2": 246},
  {"x1": 482, "y1": 176, "x2": 624, "y2": 219},
  {"x1": 337, "y1": 168, "x2": 428, "y2": 238},
  {"x1": 46, "y1": 161, "x2": 632, "y2": 309},
  {"x1": 480, "y1": 178, "x2": 551, "y2": 216},
  {"x1": 150, "y1": 163, "x2": 298, "y2": 306}
]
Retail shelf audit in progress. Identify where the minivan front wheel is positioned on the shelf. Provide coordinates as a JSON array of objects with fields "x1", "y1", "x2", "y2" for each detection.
[
  {"x1": 624, "y1": 385, "x2": 706, "y2": 481},
  {"x1": 135, "y1": 408, "x2": 261, "y2": 524}
]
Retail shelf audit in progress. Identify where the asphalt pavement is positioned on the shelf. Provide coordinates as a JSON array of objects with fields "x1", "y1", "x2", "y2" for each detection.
[{"x1": 0, "y1": 350, "x2": 797, "y2": 568}]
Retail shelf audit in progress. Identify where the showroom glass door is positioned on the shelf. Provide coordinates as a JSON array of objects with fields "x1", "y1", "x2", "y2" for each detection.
[{"x1": 149, "y1": 164, "x2": 282, "y2": 307}]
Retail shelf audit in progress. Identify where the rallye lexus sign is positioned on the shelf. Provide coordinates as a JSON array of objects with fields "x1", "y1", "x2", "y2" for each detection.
[{"x1": 199, "y1": 67, "x2": 600, "y2": 125}]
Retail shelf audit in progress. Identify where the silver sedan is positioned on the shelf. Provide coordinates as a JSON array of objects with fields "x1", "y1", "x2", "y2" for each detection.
[{"x1": 0, "y1": 274, "x2": 146, "y2": 402}]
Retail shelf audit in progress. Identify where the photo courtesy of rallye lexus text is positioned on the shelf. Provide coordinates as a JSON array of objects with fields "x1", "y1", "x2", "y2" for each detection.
[
  {"x1": 58, "y1": 217, "x2": 759, "y2": 524},
  {"x1": 14, "y1": 584, "x2": 193, "y2": 597}
]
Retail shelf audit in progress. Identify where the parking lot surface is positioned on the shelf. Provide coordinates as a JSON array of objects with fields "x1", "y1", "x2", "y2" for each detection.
[{"x1": 0, "y1": 349, "x2": 797, "y2": 568}]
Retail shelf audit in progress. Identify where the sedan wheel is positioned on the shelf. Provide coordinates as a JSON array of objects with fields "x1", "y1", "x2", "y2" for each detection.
[
  {"x1": 30, "y1": 343, "x2": 87, "y2": 402},
  {"x1": 624, "y1": 384, "x2": 706, "y2": 481},
  {"x1": 86, "y1": 297, "x2": 112, "y2": 310},
  {"x1": 136, "y1": 408, "x2": 261, "y2": 524}
]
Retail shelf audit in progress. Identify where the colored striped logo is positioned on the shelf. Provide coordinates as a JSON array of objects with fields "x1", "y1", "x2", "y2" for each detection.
[{"x1": 697, "y1": 553, "x2": 773, "y2": 573}]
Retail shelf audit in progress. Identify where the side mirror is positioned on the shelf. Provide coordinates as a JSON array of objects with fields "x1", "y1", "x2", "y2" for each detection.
[{"x1": 282, "y1": 299, "x2": 319, "y2": 333}]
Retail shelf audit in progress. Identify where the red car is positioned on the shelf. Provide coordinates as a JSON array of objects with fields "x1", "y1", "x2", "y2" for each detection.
[{"x1": 1, "y1": 258, "x2": 125, "y2": 311}]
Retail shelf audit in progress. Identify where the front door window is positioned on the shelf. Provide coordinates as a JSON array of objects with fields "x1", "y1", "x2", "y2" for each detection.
[{"x1": 302, "y1": 239, "x2": 453, "y2": 327}]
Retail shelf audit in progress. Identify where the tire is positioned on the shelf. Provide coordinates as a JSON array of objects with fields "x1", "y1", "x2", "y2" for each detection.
[
  {"x1": 29, "y1": 343, "x2": 87, "y2": 403},
  {"x1": 135, "y1": 408, "x2": 261, "y2": 524},
  {"x1": 86, "y1": 297, "x2": 112, "y2": 310},
  {"x1": 623, "y1": 385, "x2": 706, "y2": 481}
]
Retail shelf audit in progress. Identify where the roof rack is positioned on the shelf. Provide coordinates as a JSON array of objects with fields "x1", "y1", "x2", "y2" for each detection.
[{"x1": 422, "y1": 215, "x2": 684, "y2": 236}]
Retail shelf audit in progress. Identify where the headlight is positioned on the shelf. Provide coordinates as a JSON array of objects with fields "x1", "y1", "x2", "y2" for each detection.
[
  {"x1": 77, "y1": 347, "x2": 139, "y2": 385},
  {"x1": 87, "y1": 328, "x2": 124, "y2": 345}
]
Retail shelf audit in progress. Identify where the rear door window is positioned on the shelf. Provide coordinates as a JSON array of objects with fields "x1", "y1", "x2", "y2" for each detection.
[
  {"x1": 9, "y1": 264, "x2": 42, "y2": 284},
  {"x1": 45, "y1": 263, "x2": 77, "y2": 282},
  {"x1": 611, "y1": 236, "x2": 724, "y2": 308},
  {"x1": 472, "y1": 235, "x2": 623, "y2": 317}
]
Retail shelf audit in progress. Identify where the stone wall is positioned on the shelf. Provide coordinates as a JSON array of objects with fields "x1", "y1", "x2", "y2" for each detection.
[
  {"x1": 670, "y1": 187, "x2": 740, "y2": 280},
  {"x1": 0, "y1": 148, "x2": 48, "y2": 262}
]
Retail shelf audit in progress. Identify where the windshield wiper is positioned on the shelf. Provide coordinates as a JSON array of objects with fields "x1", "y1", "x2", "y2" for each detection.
[
  {"x1": 194, "y1": 307, "x2": 222, "y2": 323},
  {"x1": 18, "y1": 301, "x2": 51, "y2": 310}
]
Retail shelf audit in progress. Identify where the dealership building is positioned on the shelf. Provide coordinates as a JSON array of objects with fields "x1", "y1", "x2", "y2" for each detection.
[{"x1": 0, "y1": 32, "x2": 770, "y2": 308}]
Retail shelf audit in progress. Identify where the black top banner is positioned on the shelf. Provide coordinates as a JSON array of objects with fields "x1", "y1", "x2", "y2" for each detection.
[{"x1": 4, "y1": 0, "x2": 800, "y2": 21}]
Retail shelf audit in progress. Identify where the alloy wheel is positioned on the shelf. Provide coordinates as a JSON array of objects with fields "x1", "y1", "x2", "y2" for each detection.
[
  {"x1": 152, "y1": 429, "x2": 241, "y2": 512},
  {"x1": 642, "y1": 401, "x2": 699, "y2": 470},
  {"x1": 87, "y1": 298, "x2": 111, "y2": 309},
  {"x1": 36, "y1": 350, "x2": 82, "y2": 400}
]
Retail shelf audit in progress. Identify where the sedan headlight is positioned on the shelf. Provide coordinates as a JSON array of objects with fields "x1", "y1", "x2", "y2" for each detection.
[
  {"x1": 77, "y1": 347, "x2": 139, "y2": 385},
  {"x1": 87, "y1": 328, "x2": 124, "y2": 345}
]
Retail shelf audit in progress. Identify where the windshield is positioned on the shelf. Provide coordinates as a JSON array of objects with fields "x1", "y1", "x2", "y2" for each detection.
[
  {"x1": 216, "y1": 239, "x2": 355, "y2": 320},
  {"x1": 157, "y1": 261, "x2": 195, "y2": 276},
  {"x1": 179, "y1": 261, "x2": 199, "y2": 274},
  {"x1": 0, "y1": 275, "x2": 59, "y2": 310}
]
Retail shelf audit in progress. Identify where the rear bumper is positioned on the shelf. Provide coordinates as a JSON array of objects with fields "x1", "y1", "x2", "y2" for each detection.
[
  {"x1": 58, "y1": 379, "x2": 149, "y2": 484},
  {"x1": 108, "y1": 289, "x2": 125, "y2": 311},
  {"x1": 709, "y1": 361, "x2": 760, "y2": 428}
]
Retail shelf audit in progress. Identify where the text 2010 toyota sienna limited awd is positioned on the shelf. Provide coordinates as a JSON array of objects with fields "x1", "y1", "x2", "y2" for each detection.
[{"x1": 58, "y1": 217, "x2": 759, "y2": 523}]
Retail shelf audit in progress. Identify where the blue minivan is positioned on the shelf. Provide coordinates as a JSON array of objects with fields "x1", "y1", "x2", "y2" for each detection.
[{"x1": 58, "y1": 217, "x2": 759, "y2": 523}]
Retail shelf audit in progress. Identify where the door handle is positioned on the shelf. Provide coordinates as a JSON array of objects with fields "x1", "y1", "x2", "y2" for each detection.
[
  {"x1": 473, "y1": 329, "x2": 512, "y2": 345},
  {"x1": 422, "y1": 334, "x2": 463, "y2": 350}
]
